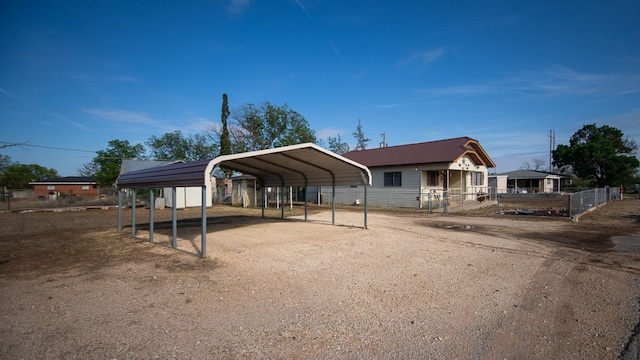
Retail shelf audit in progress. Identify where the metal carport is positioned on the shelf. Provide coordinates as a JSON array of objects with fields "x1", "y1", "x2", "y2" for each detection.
[{"x1": 116, "y1": 143, "x2": 372, "y2": 257}]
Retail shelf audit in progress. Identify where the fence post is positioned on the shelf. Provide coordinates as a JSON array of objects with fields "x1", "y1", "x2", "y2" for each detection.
[
  {"x1": 443, "y1": 191, "x2": 448, "y2": 214},
  {"x1": 568, "y1": 193, "x2": 573, "y2": 220}
]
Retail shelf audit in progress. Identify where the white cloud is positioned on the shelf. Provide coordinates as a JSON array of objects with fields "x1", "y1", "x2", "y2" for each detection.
[
  {"x1": 227, "y1": 0, "x2": 251, "y2": 14},
  {"x1": 420, "y1": 65, "x2": 640, "y2": 98},
  {"x1": 316, "y1": 127, "x2": 345, "y2": 139},
  {"x1": 83, "y1": 108, "x2": 158, "y2": 125},
  {"x1": 294, "y1": 0, "x2": 311, "y2": 18},
  {"x1": 1, "y1": 88, "x2": 93, "y2": 132},
  {"x1": 398, "y1": 47, "x2": 445, "y2": 66},
  {"x1": 111, "y1": 75, "x2": 140, "y2": 83},
  {"x1": 328, "y1": 40, "x2": 345, "y2": 63}
]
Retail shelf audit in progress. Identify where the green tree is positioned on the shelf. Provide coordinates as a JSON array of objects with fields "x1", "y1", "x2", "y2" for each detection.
[
  {"x1": 220, "y1": 93, "x2": 232, "y2": 156},
  {"x1": 327, "y1": 135, "x2": 350, "y2": 155},
  {"x1": 0, "y1": 163, "x2": 59, "y2": 189},
  {"x1": 352, "y1": 119, "x2": 370, "y2": 151},
  {"x1": 552, "y1": 124, "x2": 639, "y2": 187},
  {"x1": 91, "y1": 139, "x2": 146, "y2": 187},
  {"x1": 219, "y1": 93, "x2": 233, "y2": 178},
  {"x1": 230, "y1": 101, "x2": 316, "y2": 151},
  {"x1": 0, "y1": 154, "x2": 12, "y2": 174},
  {"x1": 146, "y1": 131, "x2": 216, "y2": 162}
]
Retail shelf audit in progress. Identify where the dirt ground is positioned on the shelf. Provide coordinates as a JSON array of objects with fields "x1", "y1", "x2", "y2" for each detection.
[{"x1": 1, "y1": 198, "x2": 639, "y2": 359}]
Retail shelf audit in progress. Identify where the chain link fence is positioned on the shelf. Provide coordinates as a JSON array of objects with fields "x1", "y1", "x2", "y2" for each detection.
[
  {"x1": 1, "y1": 188, "x2": 122, "y2": 212},
  {"x1": 568, "y1": 186, "x2": 621, "y2": 221}
]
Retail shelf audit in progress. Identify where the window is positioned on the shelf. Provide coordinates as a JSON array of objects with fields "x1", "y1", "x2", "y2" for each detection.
[
  {"x1": 472, "y1": 172, "x2": 484, "y2": 186},
  {"x1": 82, "y1": 185, "x2": 90, "y2": 190},
  {"x1": 47, "y1": 185, "x2": 55, "y2": 190},
  {"x1": 383, "y1": 172, "x2": 402, "y2": 187},
  {"x1": 426, "y1": 171, "x2": 438, "y2": 186}
]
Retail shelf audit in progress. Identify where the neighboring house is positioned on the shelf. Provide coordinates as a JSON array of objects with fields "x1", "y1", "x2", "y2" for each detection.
[
  {"x1": 338, "y1": 136, "x2": 496, "y2": 208},
  {"x1": 30, "y1": 177, "x2": 98, "y2": 198},
  {"x1": 490, "y1": 170, "x2": 564, "y2": 193}
]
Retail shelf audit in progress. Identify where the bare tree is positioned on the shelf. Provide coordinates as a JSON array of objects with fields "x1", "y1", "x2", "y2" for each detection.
[{"x1": 521, "y1": 158, "x2": 546, "y2": 171}]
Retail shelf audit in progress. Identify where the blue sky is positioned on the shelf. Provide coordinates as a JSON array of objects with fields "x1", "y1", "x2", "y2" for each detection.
[{"x1": 2, "y1": 0, "x2": 639, "y2": 176}]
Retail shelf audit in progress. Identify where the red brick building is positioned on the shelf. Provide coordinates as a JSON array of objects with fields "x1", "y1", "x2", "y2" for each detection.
[{"x1": 30, "y1": 177, "x2": 99, "y2": 198}]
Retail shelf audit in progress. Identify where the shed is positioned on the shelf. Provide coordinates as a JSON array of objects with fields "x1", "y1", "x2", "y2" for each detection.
[{"x1": 116, "y1": 143, "x2": 372, "y2": 257}]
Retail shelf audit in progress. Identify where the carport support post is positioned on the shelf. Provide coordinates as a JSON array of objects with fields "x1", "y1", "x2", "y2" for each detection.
[
  {"x1": 261, "y1": 186, "x2": 266, "y2": 218},
  {"x1": 201, "y1": 186, "x2": 207, "y2": 258},
  {"x1": 304, "y1": 187, "x2": 308, "y2": 222},
  {"x1": 364, "y1": 184, "x2": 368, "y2": 229},
  {"x1": 280, "y1": 186, "x2": 285, "y2": 219},
  {"x1": 131, "y1": 190, "x2": 136, "y2": 236},
  {"x1": 332, "y1": 183, "x2": 336, "y2": 225},
  {"x1": 117, "y1": 189, "x2": 122, "y2": 233},
  {"x1": 172, "y1": 187, "x2": 177, "y2": 249},
  {"x1": 149, "y1": 189, "x2": 154, "y2": 243}
]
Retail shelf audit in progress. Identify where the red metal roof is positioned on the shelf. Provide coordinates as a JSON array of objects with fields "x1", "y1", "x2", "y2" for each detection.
[{"x1": 343, "y1": 137, "x2": 496, "y2": 168}]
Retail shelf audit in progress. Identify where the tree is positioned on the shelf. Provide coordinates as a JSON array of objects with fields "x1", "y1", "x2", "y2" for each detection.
[
  {"x1": 146, "y1": 131, "x2": 216, "y2": 162},
  {"x1": 0, "y1": 163, "x2": 59, "y2": 189},
  {"x1": 352, "y1": 119, "x2": 370, "y2": 151},
  {"x1": 327, "y1": 135, "x2": 350, "y2": 155},
  {"x1": 0, "y1": 154, "x2": 12, "y2": 174},
  {"x1": 552, "y1": 124, "x2": 639, "y2": 187},
  {"x1": 77, "y1": 162, "x2": 99, "y2": 177},
  {"x1": 228, "y1": 101, "x2": 316, "y2": 152},
  {"x1": 219, "y1": 93, "x2": 233, "y2": 178},
  {"x1": 91, "y1": 139, "x2": 146, "y2": 187},
  {"x1": 220, "y1": 93, "x2": 232, "y2": 157},
  {"x1": 521, "y1": 158, "x2": 546, "y2": 171}
]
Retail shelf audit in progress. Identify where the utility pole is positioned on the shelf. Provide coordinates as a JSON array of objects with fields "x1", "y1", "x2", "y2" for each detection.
[{"x1": 548, "y1": 130, "x2": 555, "y2": 172}]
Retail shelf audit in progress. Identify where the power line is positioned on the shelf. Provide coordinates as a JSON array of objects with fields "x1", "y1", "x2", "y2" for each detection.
[{"x1": 0, "y1": 142, "x2": 97, "y2": 153}]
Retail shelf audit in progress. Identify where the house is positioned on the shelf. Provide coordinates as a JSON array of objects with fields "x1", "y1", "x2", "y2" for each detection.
[
  {"x1": 339, "y1": 136, "x2": 496, "y2": 208},
  {"x1": 490, "y1": 170, "x2": 564, "y2": 193},
  {"x1": 30, "y1": 176, "x2": 98, "y2": 198}
]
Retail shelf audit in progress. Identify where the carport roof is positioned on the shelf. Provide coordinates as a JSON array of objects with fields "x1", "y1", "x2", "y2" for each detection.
[{"x1": 116, "y1": 143, "x2": 372, "y2": 189}]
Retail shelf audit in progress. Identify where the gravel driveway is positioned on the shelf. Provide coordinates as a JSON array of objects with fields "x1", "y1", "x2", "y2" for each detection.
[{"x1": 1, "y1": 199, "x2": 639, "y2": 359}]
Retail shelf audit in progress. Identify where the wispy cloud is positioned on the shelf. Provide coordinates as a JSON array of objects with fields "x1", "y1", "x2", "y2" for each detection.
[
  {"x1": 530, "y1": 65, "x2": 640, "y2": 96},
  {"x1": 398, "y1": 47, "x2": 445, "y2": 66},
  {"x1": 421, "y1": 65, "x2": 640, "y2": 98},
  {"x1": 294, "y1": 0, "x2": 311, "y2": 18},
  {"x1": 227, "y1": 0, "x2": 251, "y2": 14},
  {"x1": 328, "y1": 40, "x2": 345, "y2": 63},
  {"x1": 316, "y1": 127, "x2": 344, "y2": 139},
  {"x1": 0, "y1": 88, "x2": 93, "y2": 132},
  {"x1": 68, "y1": 71, "x2": 140, "y2": 83},
  {"x1": 83, "y1": 108, "x2": 159, "y2": 125},
  {"x1": 110, "y1": 75, "x2": 140, "y2": 83}
]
